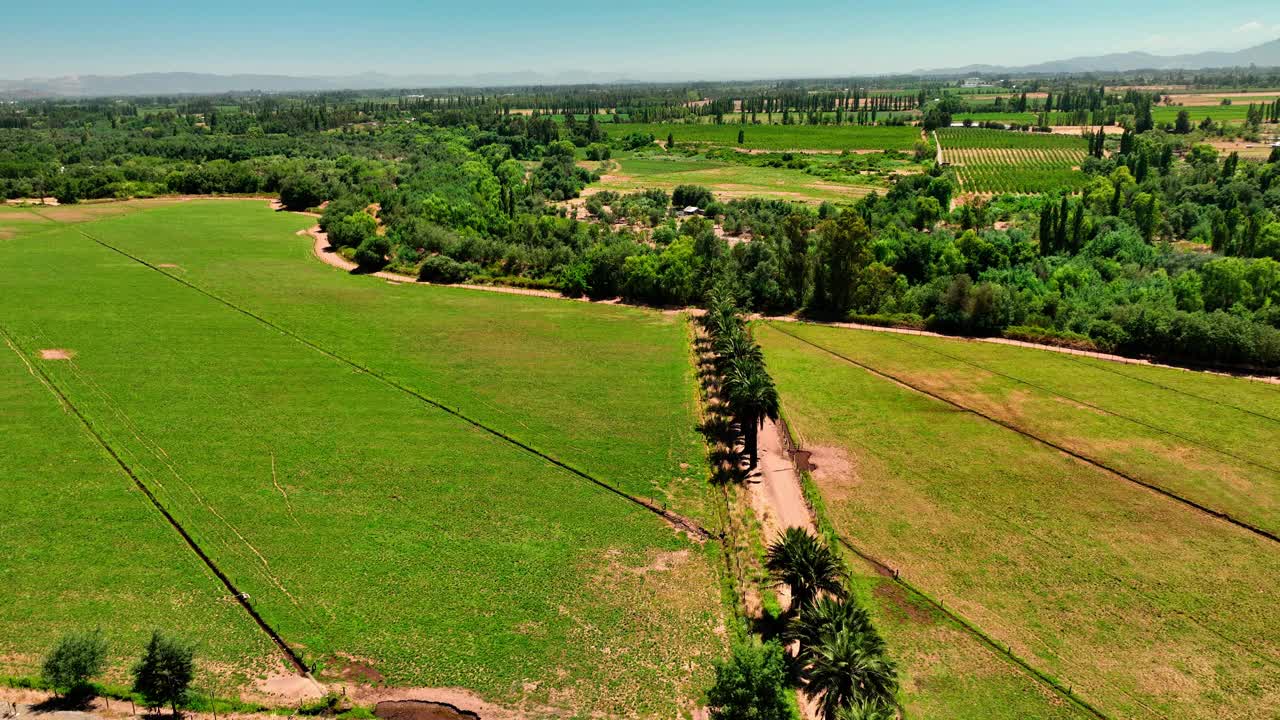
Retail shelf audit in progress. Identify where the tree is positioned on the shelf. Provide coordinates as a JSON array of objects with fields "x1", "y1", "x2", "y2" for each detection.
[
  {"x1": 132, "y1": 631, "x2": 195, "y2": 715},
  {"x1": 765, "y1": 527, "x2": 847, "y2": 611},
  {"x1": 737, "y1": 129, "x2": 745, "y2": 145},
  {"x1": 1174, "y1": 110, "x2": 1191, "y2": 134},
  {"x1": 723, "y1": 358, "x2": 780, "y2": 468},
  {"x1": 705, "y1": 639, "x2": 792, "y2": 720},
  {"x1": 788, "y1": 595, "x2": 875, "y2": 661},
  {"x1": 278, "y1": 173, "x2": 325, "y2": 211},
  {"x1": 42, "y1": 630, "x2": 108, "y2": 702},
  {"x1": 667, "y1": 132, "x2": 675, "y2": 149},
  {"x1": 805, "y1": 625, "x2": 898, "y2": 720},
  {"x1": 672, "y1": 184, "x2": 714, "y2": 209},
  {"x1": 812, "y1": 213, "x2": 873, "y2": 316}
]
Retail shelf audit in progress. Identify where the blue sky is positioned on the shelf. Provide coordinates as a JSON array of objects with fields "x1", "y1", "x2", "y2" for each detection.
[{"x1": 2, "y1": 1, "x2": 1278, "y2": 79}]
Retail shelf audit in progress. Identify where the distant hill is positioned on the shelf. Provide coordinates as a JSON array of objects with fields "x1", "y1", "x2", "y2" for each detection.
[
  {"x1": 918, "y1": 38, "x2": 1280, "y2": 76},
  {"x1": 0, "y1": 70, "x2": 673, "y2": 98},
  {"x1": 4, "y1": 37, "x2": 1280, "y2": 98}
]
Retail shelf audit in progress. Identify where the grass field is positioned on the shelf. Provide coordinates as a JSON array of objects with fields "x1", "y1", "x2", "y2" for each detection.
[
  {"x1": 0, "y1": 332, "x2": 279, "y2": 688},
  {"x1": 0, "y1": 201, "x2": 725, "y2": 717},
  {"x1": 605, "y1": 122, "x2": 924, "y2": 152},
  {"x1": 938, "y1": 128, "x2": 1089, "y2": 194},
  {"x1": 758, "y1": 321, "x2": 1280, "y2": 720},
  {"x1": 584, "y1": 154, "x2": 884, "y2": 203}
]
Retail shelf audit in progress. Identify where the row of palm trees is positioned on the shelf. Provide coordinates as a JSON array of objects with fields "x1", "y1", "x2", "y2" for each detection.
[
  {"x1": 768, "y1": 528, "x2": 899, "y2": 720},
  {"x1": 698, "y1": 290, "x2": 899, "y2": 719},
  {"x1": 699, "y1": 288, "x2": 779, "y2": 470}
]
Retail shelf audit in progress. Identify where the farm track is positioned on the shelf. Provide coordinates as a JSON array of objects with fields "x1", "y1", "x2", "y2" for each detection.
[
  {"x1": 0, "y1": 325, "x2": 311, "y2": 678},
  {"x1": 764, "y1": 321, "x2": 1280, "y2": 546},
  {"x1": 76, "y1": 228, "x2": 716, "y2": 542},
  {"x1": 878, "y1": 331, "x2": 1280, "y2": 474}
]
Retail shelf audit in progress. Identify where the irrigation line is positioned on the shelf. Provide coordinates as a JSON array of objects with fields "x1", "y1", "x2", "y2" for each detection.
[
  {"x1": 881, "y1": 332, "x2": 1280, "y2": 476},
  {"x1": 0, "y1": 325, "x2": 310, "y2": 677},
  {"x1": 773, "y1": 405, "x2": 1115, "y2": 720},
  {"x1": 77, "y1": 229, "x2": 714, "y2": 542},
  {"x1": 833, "y1": 533, "x2": 1114, "y2": 720},
  {"x1": 1057, "y1": 351, "x2": 1280, "y2": 424},
  {"x1": 765, "y1": 321, "x2": 1280, "y2": 546}
]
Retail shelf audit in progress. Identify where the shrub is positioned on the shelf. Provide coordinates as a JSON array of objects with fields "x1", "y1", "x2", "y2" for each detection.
[
  {"x1": 1002, "y1": 325, "x2": 1099, "y2": 352},
  {"x1": 41, "y1": 630, "x2": 108, "y2": 701},
  {"x1": 353, "y1": 235, "x2": 391, "y2": 271},
  {"x1": 672, "y1": 184, "x2": 714, "y2": 209},
  {"x1": 278, "y1": 173, "x2": 326, "y2": 211},
  {"x1": 328, "y1": 212, "x2": 377, "y2": 249},
  {"x1": 417, "y1": 255, "x2": 479, "y2": 284},
  {"x1": 705, "y1": 639, "x2": 791, "y2": 720}
]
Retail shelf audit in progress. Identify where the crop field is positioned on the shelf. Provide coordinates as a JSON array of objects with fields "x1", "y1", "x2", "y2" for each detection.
[
  {"x1": 585, "y1": 154, "x2": 883, "y2": 203},
  {"x1": 938, "y1": 129, "x2": 1088, "y2": 194},
  {"x1": 0, "y1": 200, "x2": 725, "y2": 717},
  {"x1": 604, "y1": 122, "x2": 924, "y2": 151},
  {"x1": 757, "y1": 321, "x2": 1280, "y2": 720}
]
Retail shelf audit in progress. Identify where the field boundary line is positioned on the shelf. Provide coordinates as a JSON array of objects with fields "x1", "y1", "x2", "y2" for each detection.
[
  {"x1": 882, "y1": 332, "x2": 1280, "y2": 475},
  {"x1": 0, "y1": 324, "x2": 311, "y2": 677},
  {"x1": 765, "y1": 321, "x2": 1280, "y2": 545},
  {"x1": 76, "y1": 229, "x2": 715, "y2": 542},
  {"x1": 771, "y1": 411, "x2": 1111, "y2": 720},
  {"x1": 833, "y1": 532, "x2": 1113, "y2": 720},
  {"x1": 1057, "y1": 351, "x2": 1280, "y2": 424}
]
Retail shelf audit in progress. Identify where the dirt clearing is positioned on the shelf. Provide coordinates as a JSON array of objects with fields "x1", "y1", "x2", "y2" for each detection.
[{"x1": 38, "y1": 349, "x2": 74, "y2": 360}]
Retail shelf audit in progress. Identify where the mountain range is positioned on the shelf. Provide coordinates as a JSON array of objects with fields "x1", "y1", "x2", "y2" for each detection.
[
  {"x1": 917, "y1": 38, "x2": 1280, "y2": 75},
  {"x1": 2, "y1": 38, "x2": 1279, "y2": 98}
]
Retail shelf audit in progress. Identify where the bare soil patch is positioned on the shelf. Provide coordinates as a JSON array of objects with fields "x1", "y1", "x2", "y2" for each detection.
[
  {"x1": 250, "y1": 671, "x2": 327, "y2": 702},
  {"x1": 38, "y1": 349, "x2": 74, "y2": 360},
  {"x1": 375, "y1": 700, "x2": 478, "y2": 720}
]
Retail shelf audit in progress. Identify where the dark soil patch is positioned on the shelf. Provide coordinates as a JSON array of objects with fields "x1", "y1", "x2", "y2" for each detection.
[
  {"x1": 324, "y1": 655, "x2": 385, "y2": 685},
  {"x1": 375, "y1": 700, "x2": 480, "y2": 720},
  {"x1": 873, "y1": 579, "x2": 938, "y2": 626}
]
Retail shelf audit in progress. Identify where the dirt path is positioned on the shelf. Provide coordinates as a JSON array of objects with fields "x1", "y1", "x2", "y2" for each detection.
[
  {"x1": 742, "y1": 419, "x2": 820, "y2": 720},
  {"x1": 303, "y1": 226, "x2": 567, "y2": 300},
  {"x1": 746, "y1": 418, "x2": 815, "y2": 541}
]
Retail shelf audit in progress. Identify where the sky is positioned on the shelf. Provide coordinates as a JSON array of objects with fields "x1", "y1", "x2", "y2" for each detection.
[{"x1": 2, "y1": 0, "x2": 1279, "y2": 80}]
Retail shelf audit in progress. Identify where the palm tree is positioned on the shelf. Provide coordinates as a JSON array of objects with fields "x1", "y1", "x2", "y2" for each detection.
[
  {"x1": 723, "y1": 358, "x2": 779, "y2": 469},
  {"x1": 806, "y1": 625, "x2": 898, "y2": 720},
  {"x1": 834, "y1": 698, "x2": 896, "y2": 720},
  {"x1": 765, "y1": 527, "x2": 847, "y2": 611},
  {"x1": 787, "y1": 595, "x2": 875, "y2": 661}
]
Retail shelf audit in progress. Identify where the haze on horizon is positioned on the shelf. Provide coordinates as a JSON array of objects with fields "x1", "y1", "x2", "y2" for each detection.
[{"x1": 3, "y1": 0, "x2": 1279, "y2": 81}]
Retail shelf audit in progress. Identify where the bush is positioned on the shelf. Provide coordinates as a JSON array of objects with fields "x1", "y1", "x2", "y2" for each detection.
[
  {"x1": 417, "y1": 255, "x2": 479, "y2": 284},
  {"x1": 353, "y1": 236, "x2": 391, "y2": 271},
  {"x1": 705, "y1": 639, "x2": 791, "y2": 720},
  {"x1": 847, "y1": 313, "x2": 926, "y2": 330},
  {"x1": 41, "y1": 630, "x2": 108, "y2": 701},
  {"x1": 672, "y1": 184, "x2": 714, "y2": 209},
  {"x1": 328, "y1": 212, "x2": 377, "y2": 249},
  {"x1": 1002, "y1": 325, "x2": 1100, "y2": 352},
  {"x1": 278, "y1": 173, "x2": 326, "y2": 211},
  {"x1": 132, "y1": 631, "x2": 195, "y2": 713}
]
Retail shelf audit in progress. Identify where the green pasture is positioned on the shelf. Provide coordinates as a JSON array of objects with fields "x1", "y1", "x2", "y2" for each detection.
[
  {"x1": 606, "y1": 122, "x2": 924, "y2": 152},
  {"x1": 0, "y1": 201, "x2": 724, "y2": 717},
  {"x1": 758, "y1": 321, "x2": 1280, "y2": 720},
  {"x1": 587, "y1": 154, "x2": 883, "y2": 203},
  {"x1": 0, "y1": 337, "x2": 278, "y2": 688}
]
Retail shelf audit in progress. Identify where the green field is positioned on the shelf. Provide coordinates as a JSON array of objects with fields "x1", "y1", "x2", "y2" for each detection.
[
  {"x1": 758, "y1": 321, "x2": 1280, "y2": 720},
  {"x1": 585, "y1": 154, "x2": 885, "y2": 203},
  {"x1": 0, "y1": 200, "x2": 725, "y2": 717},
  {"x1": 605, "y1": 122, "x2": 924, "y2": 152},
  {"x1": 938, "y1": 128, "x2": 1089, "y2": 194}
]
